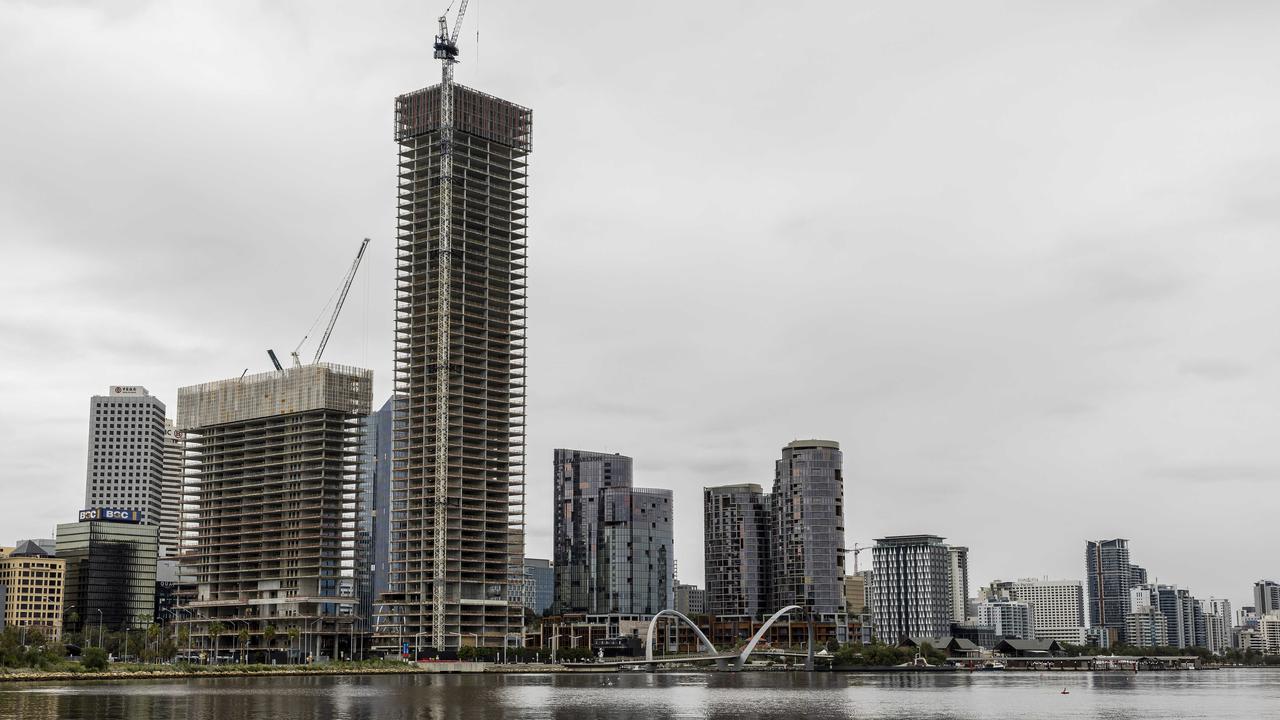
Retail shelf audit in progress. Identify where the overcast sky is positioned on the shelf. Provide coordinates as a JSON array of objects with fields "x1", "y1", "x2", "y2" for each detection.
[{"x1": 3, "y1": 1, "x2": 1279, "y2": 611}]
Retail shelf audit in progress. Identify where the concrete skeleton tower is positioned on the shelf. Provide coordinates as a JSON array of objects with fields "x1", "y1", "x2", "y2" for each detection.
[{"x1": 380, "y1": 1, "x2": 532, "y2": 652}]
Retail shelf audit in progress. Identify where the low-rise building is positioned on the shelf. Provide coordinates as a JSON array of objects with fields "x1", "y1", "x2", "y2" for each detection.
[
  {"x1": 0, "y1": 541, "x2": 66, "y2": 640},
  {"x1": 57, "y1": 510, "x2": 158, "y2": 633}
]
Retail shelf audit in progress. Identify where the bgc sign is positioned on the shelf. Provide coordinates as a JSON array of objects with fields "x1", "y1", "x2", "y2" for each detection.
[{"x1": 79, "y1": 508, "x2": 143, "y2": 524}]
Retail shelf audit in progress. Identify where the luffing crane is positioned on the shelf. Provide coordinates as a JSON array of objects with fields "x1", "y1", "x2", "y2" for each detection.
[{"x1": 266, "y1": 236, "x2": 370, "y2": 371}]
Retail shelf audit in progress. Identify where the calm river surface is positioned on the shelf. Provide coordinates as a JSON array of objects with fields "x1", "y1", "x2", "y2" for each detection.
[{"x1": 2, "y1": 670, "x2": 1277, "y2": 720}]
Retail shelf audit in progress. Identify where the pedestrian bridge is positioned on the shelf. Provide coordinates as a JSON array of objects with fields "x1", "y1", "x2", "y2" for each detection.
[{"x1": 629, "y1": 606, "x2": 816, "y2": 670}]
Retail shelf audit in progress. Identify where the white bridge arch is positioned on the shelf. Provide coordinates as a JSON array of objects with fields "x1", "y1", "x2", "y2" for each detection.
[
  {"x1": 734, "y1": 605, "x2": 810, "y2": 667},
  {"x1": 644, "y1": 609, "x2": 719, "y2": 662}
]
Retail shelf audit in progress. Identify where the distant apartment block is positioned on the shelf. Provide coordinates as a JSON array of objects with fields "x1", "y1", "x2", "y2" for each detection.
[
  {"x1": 844, "y1": 573, "x2": 868, "y2": 615},
  {"x1": 1085, "y1": 538, "x2": 1137, "y2": 644},
  {"x1": 1255, "y1": 580, "x2": 1280, "y2": 615},
  {"x1": 675, "y1": 584, "x2": 706, "y2": 616},
  {"x1": 871, "y1": 534, "x2": 951, "y2": 641},
  {"x1": 84, "y1": 386, "x2": 170, "y2": 553},
  {"x1": 178, "y1": 363, "x2": 372, "y2": 661},
  {"x1": 976, "y1": 599, "x2": 1034, "y2": 639},
  {"x1": 0, "y1": 542, "x2": 65, "y2": 640},
  {"x1": 946, "y1": 546, "x2": 970, "y2": 622},
  {"x1": 703, "y1": 483, "x2": 771, "y2": 618}
]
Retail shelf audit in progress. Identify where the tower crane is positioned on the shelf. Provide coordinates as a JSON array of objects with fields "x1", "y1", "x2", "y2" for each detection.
[
  {"x1": 266, "y1": 236, "x2": 370, "y2": 371},
  {"x1": 427, "y1": 0, "x2": 469, "y2": 652},
  {"x1": 842, "y1": 543, "x2": 868, "y2": 573}
]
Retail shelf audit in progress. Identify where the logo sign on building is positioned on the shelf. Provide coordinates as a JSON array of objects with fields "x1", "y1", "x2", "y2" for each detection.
[
  {"x1": 111, "y1": 386, "x2": 145, "y2": 396},
  {"x1": 79, "y1": 508, "x2": 143, "y2": 524}
]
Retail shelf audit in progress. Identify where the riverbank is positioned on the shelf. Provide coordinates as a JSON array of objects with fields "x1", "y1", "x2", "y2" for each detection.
[{"x1": 0, "y1": 661, "x2": 582, "y2": 683}]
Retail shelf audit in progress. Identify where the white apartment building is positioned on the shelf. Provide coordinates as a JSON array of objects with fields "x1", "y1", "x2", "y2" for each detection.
[
  {"x1": 984, "y1": 578, "x2": 1088, "y2": 645},
  {"x1": 976, "y1": 600, "x2": 1035, "y2": 639}
]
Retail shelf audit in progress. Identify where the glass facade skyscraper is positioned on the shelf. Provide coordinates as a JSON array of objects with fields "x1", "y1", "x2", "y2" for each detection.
[
  {"x1": 771, "y1": 440, "x2": 846, "y2": 616},
  {"x1": 1086, "y1": 538, "x2": 1134, "y2": 644},
  {"x1": 703, "y1": 483, "x2": 771, "y2": 618}
]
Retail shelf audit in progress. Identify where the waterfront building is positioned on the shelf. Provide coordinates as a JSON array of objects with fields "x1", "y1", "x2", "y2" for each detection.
[
  {"x1": 1255, "y1": 580, "x2": 1280, "y2": 615},
  {"x1": 178, "y1": 364, "x2": 372, "y2": 661},
  {"x1": 1206, "y1": 597, "x2": 1233, "y2": 630},
  {"x1": 84, "y1": 386, "x2": 170, "y2": 554},
  {"x1": 1237, "y1": 627, "x2": 1264, "y2": 653},
  {"x1": 1085, "y1": 539, "x2": 1136, "y2": 644},
  {"x1": 674, "y1": 584, "x2": 706, "y2": 616},
  {"x1": 771, "y1": 440, "x2": 846, "y2": 617},
  {"x1": 946, "y1": 546, "x2": 970, "y2": 623},
  {"x1": 1259, "y1": 613, "x2": 1280, "y2": 655},
  {"x1": 1132, "y1": 584, "x2": 1198, "y2": 649},
  {"x1": 1203, "y1": 610, "x2": 1230, "y2": 654},
  {"x1": 703, "y1": 483, "x2": 771, "y2": 618},
  {"x1": 1238, "y1": 605, "x2": 1260, "y2": 629},
  {"x1": 553, "y1": 450, "x2": 634, "y2": 614},
  {"x1": 523, "y1": 558, "x2": 553, "y2": 614},
  {"x1": 377, "y1": 72, "x2": 532, "y2": 653},
  {"x1": 975, "y1": 599, "x2": 1034, "y2": 639},
  {"x1": 57, "y1": 510, "x2": 158, "y2": 633},
  {"x1": 870, "y1": 534, "x2": 952, "y2": 642},
  {"x1": 0, "y1": 542, "x2": 65, "y2": 640}
]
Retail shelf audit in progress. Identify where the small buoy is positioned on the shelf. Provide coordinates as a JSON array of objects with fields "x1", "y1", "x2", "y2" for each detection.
[{"x1": 1060, "y1": 688, "x2": 1070, "y2": 695}]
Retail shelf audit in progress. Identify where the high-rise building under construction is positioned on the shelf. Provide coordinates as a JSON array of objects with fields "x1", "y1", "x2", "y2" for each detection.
[{"x1": 377, "y1": 65, "x2": 532, "y2": 650}]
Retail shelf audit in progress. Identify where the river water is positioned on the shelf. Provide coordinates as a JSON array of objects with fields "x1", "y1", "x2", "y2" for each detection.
[{"x1": 1, "y1": 669, "x2": 1277, "y2": 719}]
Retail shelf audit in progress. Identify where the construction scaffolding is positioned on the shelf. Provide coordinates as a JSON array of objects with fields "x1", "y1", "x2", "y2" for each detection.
[
  {"x1": 176, "y1": 363, "x2": 373, "y2": 662},
  {"x1": 378, "y1": 81, "x2": 530, "y2": 653}
]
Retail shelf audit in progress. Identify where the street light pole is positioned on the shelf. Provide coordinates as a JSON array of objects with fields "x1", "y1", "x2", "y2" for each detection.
[{"x1": 97, "y1": 609, "x2": 104, "y2": 652}]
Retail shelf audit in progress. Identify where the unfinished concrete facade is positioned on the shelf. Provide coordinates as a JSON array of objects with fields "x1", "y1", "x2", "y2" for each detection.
[
  {"x1": 377, "y1": 83, "x2": 531, "y2": 652},
  {"x1": 177, "y1": 363, "x2": 372, "y2": 662}
]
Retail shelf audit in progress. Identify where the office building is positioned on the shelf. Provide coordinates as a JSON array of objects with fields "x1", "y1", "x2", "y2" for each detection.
[
  {"x1": 84, "y1": 386, "x2": 168, "y2": 545},
  {"x1": 1134, "y1": 584, "x2": 1198, "y2": 649},
  {"x1": 377, "y1": 73, "x2": 532, "y2": 652},
  {"x1": 703, "y1": 483, "x2": 771, "y2": 618},
  {"x1": 1259, "y1": 613, "x2": 1280, "y2": 655},
  {"x1": 771, "y1": 440, "x2": 846, "y2": 616},
  {"x1": 158, "y1": 420, "x2": 183, "y2": 559},
  {"x1": 1255, "y1": 580, "x2": 1280, "y2": 615},
  {"x1": 553, "y1": 450, "x2": 634, "y2": 614},
  {"x1": 975, "y1": 599, "x2": 1035, "y2": 639},
  {"x1": 0, "y1": 542, "x2": 66, "y2": 640},
  {"x1": 523, "y1": 558, "x2": 554, "y2": 615},
  {"x1": 57, "y1": 510, "x2": 158, "y2": 633},
  {"x1": 1202, "y1": 604, "x2": 1230, "y2": 654},
  {"x1": 1085, "y1": 539, "x2": 1136, "y2": 644},
  {"x1": 178, "y1": 363, "x2": 372, "y2": 661},
  {"x1": 1206, "y1": 597, "x2": 1232, "y2": 629},
  {"x1": 357, "y1": 396, "x2": 394, "y2": 630},
  {"x1": 1006, "y1": 579, "x2": 1087, "y2": 645},
  {"x1": 946, "y1": 546, "x2": 970, "y2": 622},
  {"x1": 675, "y1": 584, "x2": 706, "y2": 616},
  {"x1": 870, "y1": 535, "x2": 952, "y2": 641}
]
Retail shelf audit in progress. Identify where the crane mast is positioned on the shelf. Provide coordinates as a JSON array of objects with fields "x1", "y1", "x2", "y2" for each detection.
[
  {"x1": 428, "y1": 0, "x2": 468, "y2": 652},
  {"x1": 313, "y1": 237, "x2": 370, "y2": 364}
]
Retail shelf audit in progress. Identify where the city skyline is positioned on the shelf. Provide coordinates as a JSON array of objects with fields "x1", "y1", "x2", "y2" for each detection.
[{"x1": 5, "y1": 1, "x2": 1280, "y2": 613}]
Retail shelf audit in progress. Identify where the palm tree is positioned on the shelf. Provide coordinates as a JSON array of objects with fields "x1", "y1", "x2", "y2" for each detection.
[
  {"x1": 177, "y1": 626, "x2": 191, "y2": 661},
  {"x1": 263, "y1": 625, "x2": 277, "y2": 664},
  {"x1": 207, "y1": 622, "x2": 225, "y2": 665},
  {"x1": 287, "y1": 627, "x2": 301, "y2": 664},
  {"x1": 237, "y1": 628, "x2": 250, "y2": 665}
]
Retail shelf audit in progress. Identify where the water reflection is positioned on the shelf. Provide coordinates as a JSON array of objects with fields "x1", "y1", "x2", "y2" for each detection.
[{"x1": 0, "y1": 669, "x2": 1275, "y2": 720}]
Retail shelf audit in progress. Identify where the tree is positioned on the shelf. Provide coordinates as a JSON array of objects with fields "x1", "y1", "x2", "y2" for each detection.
[
  {"x1": 82, "y1": 646, "x2": 109, "y2": 671},
  {"x1": 263, "y1": 625, "x2": 277, "y2": 662},
  {"x1": 287, "y1": 627, "x2": 301, "y2": 664},
  {"x1": 207, "y1": 622, "x2": 225, "y2": 664},
  {"x1": 176, "y1": 626, "x2": 191, "y2": 660},
  {"x1": 237, "y1": 628, "x2": 251, "y2": 664}
]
